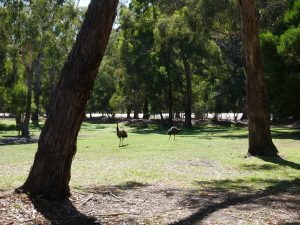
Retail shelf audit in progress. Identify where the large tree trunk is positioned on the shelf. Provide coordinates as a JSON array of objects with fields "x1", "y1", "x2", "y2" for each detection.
[
  {"x1": 238, "y1": 0, "x2": 278, "y2": 156},
  {"x1": 182, "y1": 54, "x2": 192, "y2": 128},
  {"x1": 19, "y1": 0, "x2": 118, "y2": 200}
]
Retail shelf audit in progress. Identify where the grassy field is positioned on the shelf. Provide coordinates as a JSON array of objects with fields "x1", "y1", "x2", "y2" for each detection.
[{"x1": 0, "y1": 118, "x2": 299, "y2": 192}]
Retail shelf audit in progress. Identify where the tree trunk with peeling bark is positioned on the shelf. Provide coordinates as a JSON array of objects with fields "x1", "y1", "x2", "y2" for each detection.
[
  {"x1": 19, "y1": 0, "x2": 119, "y2": 200},
  {"x1": 238, "y1": 0, "x2": 278, "y2": 156}
]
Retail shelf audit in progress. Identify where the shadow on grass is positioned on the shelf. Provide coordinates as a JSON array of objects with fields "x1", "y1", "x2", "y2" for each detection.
[
  {"x1": 240, "y1": 164, "x2": 280, "y2": 170},
  {"x1": 258, "y1": 156, "x2": 300, "y2": 170},
  {"x1": 170, "y1": 178, "x2": 300, "y2": 225},
  {"x1": 271, "y1": 129, "x2": 300, "y2": 140},
  {"x1": 118, "y1": 144, "x2": 128, "y2": 148},
  {"x1": 30, "y1": 197, "x2": 100, "y2": 225},
  {"x1": 15, "y1": 178, "x2": 299, "y2": 225},
  {"x1": 83, "y1": 181, "x2": 148, "y2": 194},
  {"x1": 0, "y1": 136, "x2": 38, "y2": 146},
  {"x1": 0, "y1": 124, "x2": 16, "y2": 132}
]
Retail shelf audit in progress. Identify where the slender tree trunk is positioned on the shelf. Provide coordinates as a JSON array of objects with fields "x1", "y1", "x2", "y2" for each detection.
[
  {"x1": 238, "y1": 0, "x2": 278, "y2": 156},
  {"x1": 182, "y1": 54, "x2": 192, "y2": 128},
  {"x1": 126, "y1": 107, "x2": 131, "y2": 119},
  {"x1": 21, "y1": 64, "x2": 33, "y2": 137},
  {"x1": 166, "y1": 64, "x2": 173, "y2": 125},
  {"x1": 15, "y1": 113, "x2": 21, "y2": 136},
  {"x1": 46, "y1": 67, "x2": 56, "y2": 116},
  {"x1": 159, "y1": 110, "x2": 164, "y2": 121},
  {"x1": 32, "y1": 53, "x2": 43, "y2": 124},
  {"x1": 12, "y1": 52, "x2": 18, "y2": 83},
  {"x1": 133, "y1": 107, "x2": 139, "y2": 119},
  {"x1": 19, "y1": 0, "x2": 118, "y2": 200},
  {"x1": 143, "y1": 97, "x2": 149, "y2": 119}
]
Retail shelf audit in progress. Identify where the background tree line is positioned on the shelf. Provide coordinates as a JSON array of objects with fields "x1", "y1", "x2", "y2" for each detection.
[
  {"x1": 0, "y1": 0, "x2": 299, "y2": 136},
  {"x1": 88, "y1": 0, "x2": 300, "y2": 125}
]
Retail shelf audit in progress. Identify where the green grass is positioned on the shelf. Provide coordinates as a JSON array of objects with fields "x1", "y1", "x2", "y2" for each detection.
[{"x1": 0, "y1": 118, "x2": 299, "y2": 193}]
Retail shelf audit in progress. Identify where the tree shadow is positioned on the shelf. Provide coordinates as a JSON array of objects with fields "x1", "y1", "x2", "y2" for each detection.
[
  {"x1": 0, "y1": 124, "x2": 16, "y2": 131},
  {"x1": 82, "y1": 181, "x2": 148, "y2": 194},
  {"x1": 257, "y1": 156, "x2": 300, "y2": 170},
  {"x1": 240, "y1": 164, "x2": 280, "y2": 170},
  {"x1": 0, "y1": 136, "x2": 39, "y2": 146},
  {"x1": 169, "y1": 178, "x2": 300, "y2": 225},
  {"x1": 29, "y1": 196, "x2": 100, "y2": 225},
  {"x1": 119, "y1": 144, "x2": 128, "y2": 147},
  {"x1": 271, "y1": 129, "x2": 300, "y2": 140}
]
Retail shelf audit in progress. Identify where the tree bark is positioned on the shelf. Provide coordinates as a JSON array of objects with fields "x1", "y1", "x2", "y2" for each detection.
[
  {"x1": 21, "y1": 63, "x2": 33, "y2": 137},
  {"x1": 133, "y1": 107, "x2": 139, "y2": 119},
  {"x1": 126, "y1": 107, "x2": 131, "y2": 119},
  {"x1": 143, "y1": 97, "x2": 150, "y2": 119},
  {"x1": 166, "y1": 63, "x2": 173, "y2": 126},
  {"x1": 31, "y1": 53, "x2": 43, "y2": 124},
  {"x1": 19, "y1": 0, "x2": 118, "y2": 200},
  {"x1": 238, "y1": 0, "x2": 278, "y2": 156},
  {"x1": 182, "y1": 54, "x2": 192, "y2": 128}
]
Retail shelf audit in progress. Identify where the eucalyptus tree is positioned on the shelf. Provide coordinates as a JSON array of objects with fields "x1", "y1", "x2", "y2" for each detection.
[
  {"x1": 0, "y1": 0, "x2": 26, "y2": 131},
  {"x1": 238, "y1": 0, "x2": 278, "y2": 156},
  {"x1": 118, "y1": 0, "x2": 159, "y2": 119},
  {"x1": 19, "y1": 0, "x2": 118, "y2": 200}
]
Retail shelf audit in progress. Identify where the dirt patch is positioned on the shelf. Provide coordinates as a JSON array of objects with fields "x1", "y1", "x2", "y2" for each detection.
[{"x1": 0, "y1": 183, "x2": 299, "y2": 225}]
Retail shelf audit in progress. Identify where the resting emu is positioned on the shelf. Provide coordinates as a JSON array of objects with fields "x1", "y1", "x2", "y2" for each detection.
[
  {"x1": 116, "y1": 123, "x2": 128, "y2": 147},
  {"x1": 167, "y1": 126, "x2": 181, "y2": 140}
]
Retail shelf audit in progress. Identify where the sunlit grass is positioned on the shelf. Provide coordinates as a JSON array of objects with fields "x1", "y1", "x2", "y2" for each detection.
[{"x1": 0, "y1": 118, "x2": 299, "y2": 192}]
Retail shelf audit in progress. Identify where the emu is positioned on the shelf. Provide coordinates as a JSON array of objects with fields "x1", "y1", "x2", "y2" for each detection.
[
  {"x1": 116, "y1": 123, "x2": 128, "y2": 147},
  {"x1": 167, "y1": 126, "x2": 181, "y2": 140}
]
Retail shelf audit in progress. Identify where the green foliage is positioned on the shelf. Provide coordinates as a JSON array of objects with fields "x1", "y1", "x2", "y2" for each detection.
[
  {"x1": 260, "y1": 0, "x2": 300, "y2": 120},
  {"x1": 284, "y1": 0, "x2": 300, "y2": 25},
  {"x1": 277, "y1": 26, "x2": 300, "y2": 66},
  {"x1": 0, "y1": 0, "x2": 83, "y2": 119},
  {"x1": 0, "y1": 0, "x2": 298, "y2": 122}
]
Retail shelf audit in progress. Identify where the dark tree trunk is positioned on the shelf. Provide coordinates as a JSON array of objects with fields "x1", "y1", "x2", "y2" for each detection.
[
  {"x1": 15, "y1": 113, "x2": 21, "y2": 136},
  {"x1": 32, "y1": 53, "x2": 43, "y2": 124},
  {"x1": 21, "y1": 64, "x2": 33, "y2": 137},
  {"x1": 238, "y1": 0, "x2": 278, "y2": 156},
  {"x1": 126, "y1": 107, "x2": 131, "y2": 119},
  {"x1": 143, "y1": 97, "x2": 150, "y2": 119},
  {"x1": 12, "y1": 52, "x2": 18, "y2": 83},
  {"x1": 159, "y1": 111, "x2": 164, "y2": 121},
  {"x1": 133, "y1": 108, "x2": 139, "y2": 119},
  {"x1": 240, "y1": 112, "x2": 248, "y2": 121},
  {"x1": 19, "y1": 0, "x2": 118, "y2": 200},
  {"x1": 166, "y1": 64, "x2": 173, "y2": 126},
  {"x1": 182, "y1": 54, "x2": 192, "y2": 128}
]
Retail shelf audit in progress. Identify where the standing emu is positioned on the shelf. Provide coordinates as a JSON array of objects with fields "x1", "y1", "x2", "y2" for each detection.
[
  {"x1": 167, "y1": 126, "x2": 181, "y2": 140},
  {"x1": 116, "y1": 123, "x2": 128, "y2": 147}
]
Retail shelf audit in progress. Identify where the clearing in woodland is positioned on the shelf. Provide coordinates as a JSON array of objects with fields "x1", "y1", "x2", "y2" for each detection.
[{"x1": 0, "y1": 118, "x2": 299, "y2": 224}]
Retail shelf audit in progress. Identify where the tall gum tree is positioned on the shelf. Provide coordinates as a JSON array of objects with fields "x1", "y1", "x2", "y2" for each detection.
[
  {"x1": 19, "y1": 0, "x2": 119, "y2": 200},
  {"x1": 238, "y1": 0, "x2": 278, "y2": 156}
]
